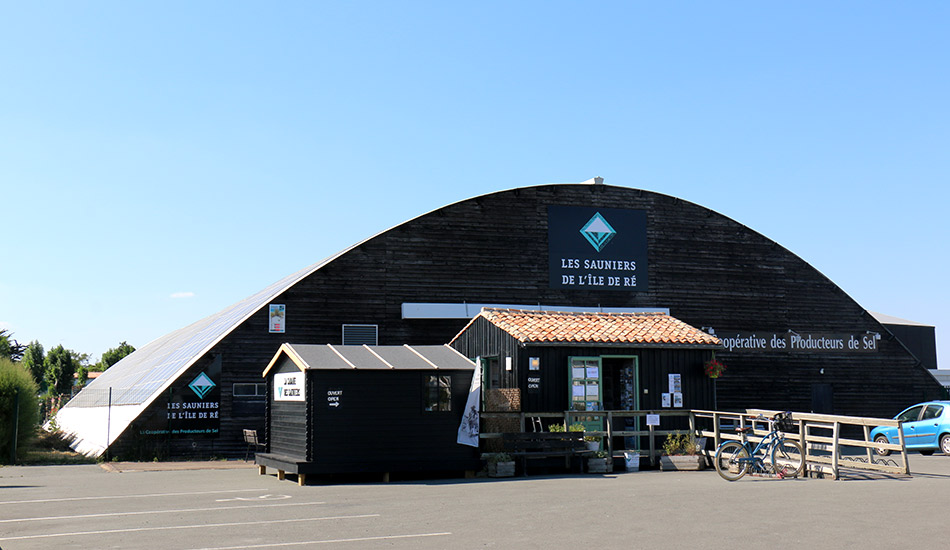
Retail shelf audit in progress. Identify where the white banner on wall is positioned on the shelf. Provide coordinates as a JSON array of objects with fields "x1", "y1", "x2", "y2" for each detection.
[{"x1": 457, "y1": 358, "x2": 481, "y2": 448}]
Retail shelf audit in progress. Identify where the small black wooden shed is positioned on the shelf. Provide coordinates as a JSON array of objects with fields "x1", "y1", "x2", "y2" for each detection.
[{"x1": 257, "y1": 343, "x2": 479, "y2": 482}]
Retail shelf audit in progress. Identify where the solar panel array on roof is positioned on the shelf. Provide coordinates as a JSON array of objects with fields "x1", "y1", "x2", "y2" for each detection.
[{"x1": 64, "y1": 260, "x2": 329, "y2": 408}]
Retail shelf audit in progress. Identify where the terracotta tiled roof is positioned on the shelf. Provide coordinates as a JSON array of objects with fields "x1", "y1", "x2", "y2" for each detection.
[{"x1": 476, "y1": 308, "x2": 721, "y2": 347}]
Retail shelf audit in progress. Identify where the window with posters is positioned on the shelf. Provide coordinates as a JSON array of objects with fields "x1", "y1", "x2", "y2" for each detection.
[{"x1": 569, "y1": 357, "x2": 602, "y2": 434}]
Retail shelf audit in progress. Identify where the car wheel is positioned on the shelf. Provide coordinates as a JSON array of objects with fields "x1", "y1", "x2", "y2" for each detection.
[
  {"x1": 920, "y1": 450, "x2": 935, "y2": 455},
  {"x1": 874, "y1": 435, "x2": 890, "y2": 457},
  {"x1": 941, "y1": 434, "x2": 950, "y2": 455}
]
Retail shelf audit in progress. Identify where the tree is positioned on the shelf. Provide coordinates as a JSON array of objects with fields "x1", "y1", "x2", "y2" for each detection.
[
  {"x1": 20, "y1": 341, "x2": 45, "y2": 391},
  {"x1": 44, "y1": 345, "x2": 76, "y2": 396},
  {"x1": 70, "y1": 350, "x2": 91, "y2": 370},
  {"x1": 97, "y1": 341, "x2": 136, "y2": 371},
  {"x1": 0, "y1": 330, "x2": 26, "y2": 362},
  {"x1": 76, "y1": 365, "x2": 89, "y2": 386},
  {"x1": 0, "y1": 358, "x2": 40, "y2": 463}
]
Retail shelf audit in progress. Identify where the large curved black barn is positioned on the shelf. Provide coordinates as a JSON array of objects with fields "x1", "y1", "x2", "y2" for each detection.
[{"x1": 58, "y1": 182, "x2": 941, "y2": 459}]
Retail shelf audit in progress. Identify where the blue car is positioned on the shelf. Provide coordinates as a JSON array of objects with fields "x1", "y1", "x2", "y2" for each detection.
[{"x1": 871, "y1": 401, "x2": 950, "y2": 456}]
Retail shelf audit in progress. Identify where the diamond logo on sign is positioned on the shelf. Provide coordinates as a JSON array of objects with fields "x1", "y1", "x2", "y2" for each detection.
[
  {"x1": 579, "y1": 212, "x2": 616, "y2": 252},
  {"x1": 188, "y1": 372, "x2": 216, "y2": 399}
]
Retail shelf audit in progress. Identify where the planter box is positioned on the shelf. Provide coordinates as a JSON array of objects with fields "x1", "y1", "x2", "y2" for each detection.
[
  {"x1": 659, "y1": 455, "x2": 705, "y2": 471},
  {"x1": 587, "y1": 457, "x2": 613, "y2": 474},
  {"x1": 488, "y1": 461, "x2": 515, "y2": 477}
]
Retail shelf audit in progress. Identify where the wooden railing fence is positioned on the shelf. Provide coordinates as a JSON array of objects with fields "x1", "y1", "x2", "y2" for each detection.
[
  {"x1": 480, "y1": 408, "x2": 910, "y2": 479},
  {"x1": 742, "y1": 409, "x2": 909, "y2": 479},
  {"x1": 480, "y1": 410, "x2": 694, "y2": 467}
]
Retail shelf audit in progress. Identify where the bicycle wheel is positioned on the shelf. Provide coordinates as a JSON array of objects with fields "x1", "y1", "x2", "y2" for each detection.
[
  {"x1": 715, "y1": 441, "x2": 750, "y2": 481},
  {"x1": 770, "y1": 439, "x2": 804, "y2": 478}
]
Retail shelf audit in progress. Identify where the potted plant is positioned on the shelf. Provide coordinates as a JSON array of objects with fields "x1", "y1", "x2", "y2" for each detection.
[
  {"x1": 587, "y1": 450, "x2": 613, "y2": 474},
  {"x1": 659, "y1": 431, "x2": 705, "y2": 471},
  {"x1": 565, "y1": 422, "x2": 598, "y2": 451},
  {"x1": 486, "y1": 452, "x2": 515, "y2": 477},
  {"x1": 704, "y1": 353, "x2": 727, "y2": 379}
]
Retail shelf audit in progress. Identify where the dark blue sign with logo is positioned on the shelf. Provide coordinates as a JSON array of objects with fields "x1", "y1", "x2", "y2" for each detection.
[
  {"x1": 548, "y1": 205, "x2": 648, "y2": 291},
  {"x1": 139, "y1": 355, "x2": 221, "y2": 438}
]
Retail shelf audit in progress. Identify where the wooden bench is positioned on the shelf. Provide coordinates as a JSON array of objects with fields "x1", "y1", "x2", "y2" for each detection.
[
  {"x1": 499, "y1": 432, "x2": 593, "y2": 475},
  {"x1": 255, "y1": 452, "x2": 313, "y2": 486}
]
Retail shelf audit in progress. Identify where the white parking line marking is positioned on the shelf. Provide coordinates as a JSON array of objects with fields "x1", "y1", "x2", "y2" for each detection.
[
  {"x1": 0, "y1": 514, "x2": 380, "y2": 541},
  {"x1": 0, "y1": 501, "x2": 325, "y2": 523},
  {"x1": 189, "y1": 532, "x2": 453, "y2": 549},
  {"x1": 216, "y1": 494, "x2": 292, "y2": 502},
  {"x1": 0, "y1": 488, "x2": 267, "y2": 505}
]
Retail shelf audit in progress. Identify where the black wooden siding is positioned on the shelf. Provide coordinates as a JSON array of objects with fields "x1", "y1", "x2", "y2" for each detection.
[
  {"x1": 302, "y1": 369, "x2": 479, "y2": 473},
  {"x1": 268, "y1": 358, "x2": 308, "y2": 460},
  {"x1": 111, "y1": 184, "x2": 942, "y2": 458}
]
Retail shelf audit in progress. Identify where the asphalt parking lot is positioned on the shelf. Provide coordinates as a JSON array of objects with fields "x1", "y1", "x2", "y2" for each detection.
[{"x1": 2, "y1": 454, "x2": 949, "y2": 550}]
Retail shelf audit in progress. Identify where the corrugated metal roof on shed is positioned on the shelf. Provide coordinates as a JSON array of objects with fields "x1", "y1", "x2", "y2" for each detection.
[
  {"x1": 371, "y1": 346, "x2": 437, "y2": 370},
  {"x1": 264, "y1": 344, "x2": 475, "y2": 376}
]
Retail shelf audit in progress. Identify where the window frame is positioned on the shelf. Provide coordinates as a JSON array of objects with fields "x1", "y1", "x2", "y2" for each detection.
[
  {"x1": 423, "y1": 374, "x2": 452, "y2": 412},
  {"x1": 232, "y1": 382, "x2": 266, "y2": 400}
]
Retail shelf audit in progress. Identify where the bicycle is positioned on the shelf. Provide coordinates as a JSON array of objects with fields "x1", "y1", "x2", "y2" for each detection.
[{"x1": 714, "y1": 411, "x2": 804, "y2": 481}]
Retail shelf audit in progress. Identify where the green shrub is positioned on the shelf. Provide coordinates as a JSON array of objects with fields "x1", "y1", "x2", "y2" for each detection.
[{"x1": 0, "y1": 358, "x2": 40, "y2": 463}]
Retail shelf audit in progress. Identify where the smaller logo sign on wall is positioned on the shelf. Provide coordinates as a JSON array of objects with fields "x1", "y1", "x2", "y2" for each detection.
[
  {"x1": 548, "y1": 205, "x2": 649, "y2": 291},
  {"x1": 189, "y1": 372, "x2": 216, "y2": 399},
  {"x1": 142, "y1": 356, "x2": 222, "y2": 438},
  {"x1": 269, "y1": 304, "x2": 286, "y2": 333},
  {"x1": 275, "y1": 372, "x2": 306, "y2": 401},
  {"x1": 579, "y1": 212, "x2": 617, "y2": 252}
]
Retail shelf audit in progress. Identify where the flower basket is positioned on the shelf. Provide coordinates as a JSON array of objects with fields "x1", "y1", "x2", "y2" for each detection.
[{"x1": 704, "y1": 355, "x2": 727, "y2": 379}]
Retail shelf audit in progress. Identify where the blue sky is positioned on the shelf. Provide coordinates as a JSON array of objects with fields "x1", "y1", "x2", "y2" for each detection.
[{"x1": 1, "y1": 2, "x2": 947, "y2": 366}]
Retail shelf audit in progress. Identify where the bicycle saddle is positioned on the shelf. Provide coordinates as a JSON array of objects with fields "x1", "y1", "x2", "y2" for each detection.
[{"x1": 734, "y1": 426, "x2": 753, "y2": 433}]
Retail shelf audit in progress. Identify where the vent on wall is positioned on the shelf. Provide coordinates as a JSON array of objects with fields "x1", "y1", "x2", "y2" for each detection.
[{"x1": 342, "y1": 324, "x2": 378, "y2": 345}]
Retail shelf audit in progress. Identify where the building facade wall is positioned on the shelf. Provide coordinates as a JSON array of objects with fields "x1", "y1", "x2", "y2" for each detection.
[{"x1": 109, "y1": 184, "x2": 941, "y2": 458}]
